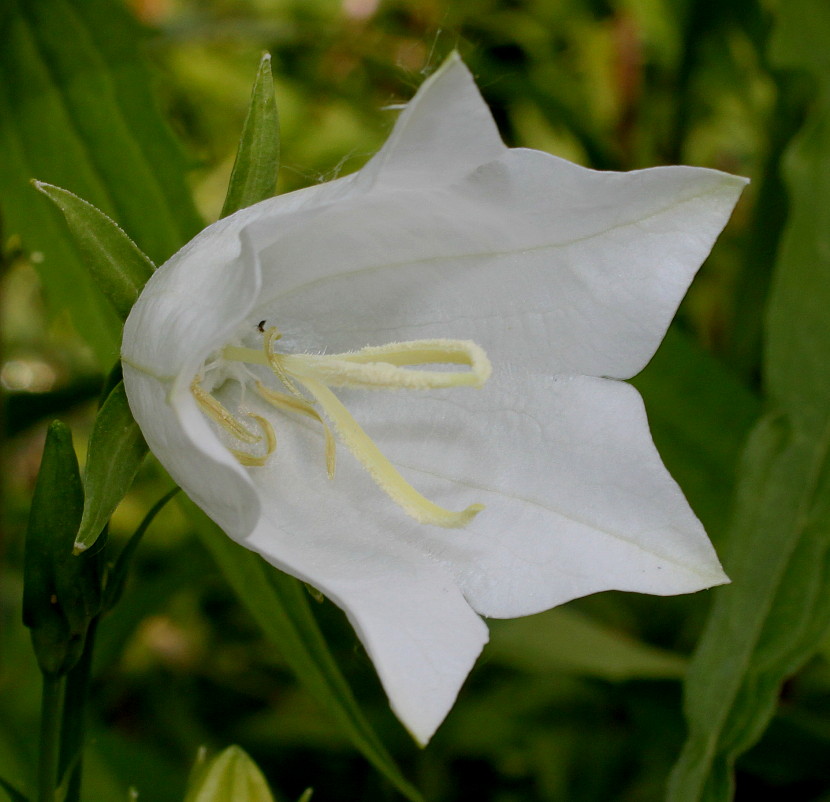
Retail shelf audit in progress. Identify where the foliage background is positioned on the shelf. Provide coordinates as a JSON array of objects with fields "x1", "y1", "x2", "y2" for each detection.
[{"x1": 2, "y1": 0, "x2": 829, "y2": 800}]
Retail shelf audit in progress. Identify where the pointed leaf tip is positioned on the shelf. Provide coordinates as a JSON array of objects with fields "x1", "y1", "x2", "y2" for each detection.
[
  {"x1": 33, "y1": 181, "x2": 155, "y2": 320},
  {"x1": 221, "y1": 54, "x2": 281, "y2": 218}
]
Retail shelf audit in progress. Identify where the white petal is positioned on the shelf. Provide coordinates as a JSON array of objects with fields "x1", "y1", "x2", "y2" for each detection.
[
  {"x1": 357, "y1": 52, "x2": 505, "y2": 189},
  {"x1": 236, "y1": 399, "x2": 489, "y2": 744},
  {"x1": 333, "y1": 372, "x2": 728, "y2": 618},
  {"x1": 248, "y1": 151, "x2": 747, "y2": 379}
]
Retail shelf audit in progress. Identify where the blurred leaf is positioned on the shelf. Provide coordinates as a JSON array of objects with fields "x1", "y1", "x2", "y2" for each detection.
[
  {"x1": 667, "y1": 3, "x2": 830, "y2": 798},
  {"x1": 0, "y1": 0, "x2": 201, "y2": 366},
  {"x1": 33, "y1": 182, "x2": 155, "y2": 321},
  {"x1": 186, "y1": 501, "x2": 423, "y2": 802},
  {"x1": 488, "y1": 608, "x2": 686, "y2": 681},
  {"x1": 221, "y1": 54, "x2": 280, "y2": 218},
  {"x1": 76, "y1": 381, "x2": 148, "y2": 552},
  {"x1": 725, "y1": 77, "x2": 809, "y2": 380},
  {"x1": 184, "y1": 746, "x2": 274, "y2": 802},
  {"x1": 3, "y1": 376, "x2": 103, "y2": 438},
  {"x1": 633, "y1": 328, "x2": 760, "y2": 542},
  {"x1": 0, "y1": 776, "x2": 29, "y2": 802}
]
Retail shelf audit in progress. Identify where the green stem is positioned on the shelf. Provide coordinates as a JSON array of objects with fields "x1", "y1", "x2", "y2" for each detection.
[
  {"x1": 59, "y1": 618, "x2": 99, "y2": 802},
  {"x1": 37, "y1": 673, "x2": 64, "y2": 802}
]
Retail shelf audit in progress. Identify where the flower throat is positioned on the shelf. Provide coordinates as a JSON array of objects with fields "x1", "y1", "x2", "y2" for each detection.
[{"x1": 192, "y1": 326, "x2": 491, "y2": 528}]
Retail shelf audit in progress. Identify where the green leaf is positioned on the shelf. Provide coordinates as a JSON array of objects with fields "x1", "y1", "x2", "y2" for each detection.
[
  {"x1": 75, "y1": 381, "x2": 148, "y2": 552},
  {"x1": 23, "y1": 421, "x2": 101, "y2": 676},
  {"x1": 186, "y1": 501, "x2": 423, "y2": 802},
  {"x1": 488, "y1": 608, "x2": 687, "y2": 681},
  {"x1": 633, "y1": 327, "x2": 760, "y2": 542},
  {"x1": 667, "y1": 4, "x2": 830, "y2": 797},
  {"x1": 221, "y1": 53, "x2": 280, "y2": 218},
  {"x1": 0, "y1": 775, "x2": 30, "y2": 802},
  {"x1": 33, "y1": 182, "x2": 155, "y2": 320},
  {"x1": 667, "y1": 416, "x2": 830, "y2": 801},
  {"x1": 0, "y1": 0, "x2": 201, "y2": 366}
]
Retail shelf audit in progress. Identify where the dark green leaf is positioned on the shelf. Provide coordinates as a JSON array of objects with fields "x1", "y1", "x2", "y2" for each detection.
[
  {"x1": 0, "y1": 0, "x2": 201, "y2": 365},
  {"x1": 33, "y1": 182, "x2": 155, "y2": 320},
  {"x1": 633, "y1": 327, "x2": 760, "y2": 542},
  {"x1": 187, "y1": 501, "x2": 423, "y2": 802},
  {"x1": 221, "y1": 53, "x2": 280, "y2": 218},
  {"x1": 488, "y1": 608, "x2": 687, "y2": 681},
  {"x1": 75, "y1": 381, "x2": 148, "y2": 552},
  {"x1": 667, "y1": 4, "x2": 830, "y2": 797},
  {"x1": 0, "y1": 775, "x2": 30, "y2": 802}
]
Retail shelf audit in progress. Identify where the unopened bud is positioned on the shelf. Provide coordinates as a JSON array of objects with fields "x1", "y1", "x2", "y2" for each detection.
[{"x1": 184, "y1": 746, "x2": 275, "y2": 802}]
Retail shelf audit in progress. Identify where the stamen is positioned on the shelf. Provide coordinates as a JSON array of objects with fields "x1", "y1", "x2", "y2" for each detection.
[
  {"x1": 263, "y1": 327, "x2": 304, "y2": 398},
  {"x1": 283, "y1": 340, "x2": 490, "y2": 391},
  {"x1": 296, "y1": 374, "x2": 484, "y2": 528},
  {"x1": 255, "y1": 382, "x2": 337, "y2": 478},
  {"x1": 215, "y1": 329, "x2": 489, "y2": 525},
  {"x1": 192, "y1": 380, "x2": 275, "y2": 467},
  {"x1": 191, "y1": 380, "x2": 260, "y2": 444},
  {"x1": 232, "y1": 412, "x2": 276, "y2": 466}
]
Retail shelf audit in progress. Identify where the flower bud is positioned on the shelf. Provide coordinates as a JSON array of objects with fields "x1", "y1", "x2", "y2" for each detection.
[
  {"x1": 185, "y1": 746, "x2": 275, "y2": 802},
  {"x1": 23, "y1": 420, "x2": 103, "y2": 676}
]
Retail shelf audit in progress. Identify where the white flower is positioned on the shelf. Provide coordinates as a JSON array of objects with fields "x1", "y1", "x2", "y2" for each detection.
[{"x1": 121, "y1": 53, "x2": 746, "y2": 744}]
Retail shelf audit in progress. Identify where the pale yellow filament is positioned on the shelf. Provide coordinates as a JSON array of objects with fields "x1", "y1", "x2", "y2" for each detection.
[
  {"x1": 255, "y1": 381, "x2": 336, "y2": 478},
  {"x1": 192, "y1": 379, "x2": 276, "y2": 466},
  {"x1": 197, "y1": 327, "x2": 490, "y2": 528},
  {"x1": 296, "y1": 374, "x2": 483, "y2": 528}
]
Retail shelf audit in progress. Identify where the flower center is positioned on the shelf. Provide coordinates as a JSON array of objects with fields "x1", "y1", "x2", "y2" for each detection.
[{"x1": 192, "y1": 326, "x2": 491, "y2": 528}]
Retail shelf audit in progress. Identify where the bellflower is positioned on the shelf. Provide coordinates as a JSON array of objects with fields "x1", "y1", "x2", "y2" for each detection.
[{"x1": 121, "y1": 54, "x2": 746, "y2": 744}]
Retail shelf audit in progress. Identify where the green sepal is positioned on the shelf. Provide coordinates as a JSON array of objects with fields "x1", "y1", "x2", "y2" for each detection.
[
  {"x1": 75, "y1": 381, "x2": 149, "y2": 553},
  {"x1": 102, "y1": 486, "x2": 179, "y2": 613},
  {"x1": 220, "y1": 53, "x2": 280, "y2": 218},
  {"x1": 32, "y1": 181, "x2": 155, "y2": 320},
  {"x1": 184, "y1": 746, "x2": 275, "y2": 802},
  {"x1": 23, "y1": 421, "x2": 102, "y2": 676}
]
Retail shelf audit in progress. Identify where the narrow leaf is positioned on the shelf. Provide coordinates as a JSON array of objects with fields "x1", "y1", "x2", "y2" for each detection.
[
  {"x1": 75, "y1": 382, "x2": 148, "y2": 553},
  {"x1": 667, "y1": 3, "x2": 830, "y2": 797},
  {"x1": 33, "y1": 182, "x2": 155, "y2": 320},
  {"x1": 0, "y1": 0, "x2": 201, "y2": 365},
  {"x1": 633, "y1": 327, "x2": 760, "y2": 542},
  {"x1": 488, "y1": 608, "x2": 687, "y2": 681},
  {"x1": 0, "y1": 775, "x2": 30, "y2": 802},
  {"x1": 667, "y1": 416, "x2": 830, "y2": 801},
  {"x1": 186, "y1": 502, "x2": 423, "y2": 802},
  {"x1": 221, "y1": 53, "x2": 280, "y2": 218}
]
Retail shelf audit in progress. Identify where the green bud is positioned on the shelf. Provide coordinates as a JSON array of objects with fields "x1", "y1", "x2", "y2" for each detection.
[
  {"x1": 23, "y1": 421, "x2": 103, "y2": 676},
  {"x1": 184, "y1": 747, "x2": 275, "y2": 802}
]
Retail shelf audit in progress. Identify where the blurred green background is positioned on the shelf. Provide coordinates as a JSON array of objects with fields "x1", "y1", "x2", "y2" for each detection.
[{"x1": 2, "y1": 0, "x2": 829, "y2": 800}]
